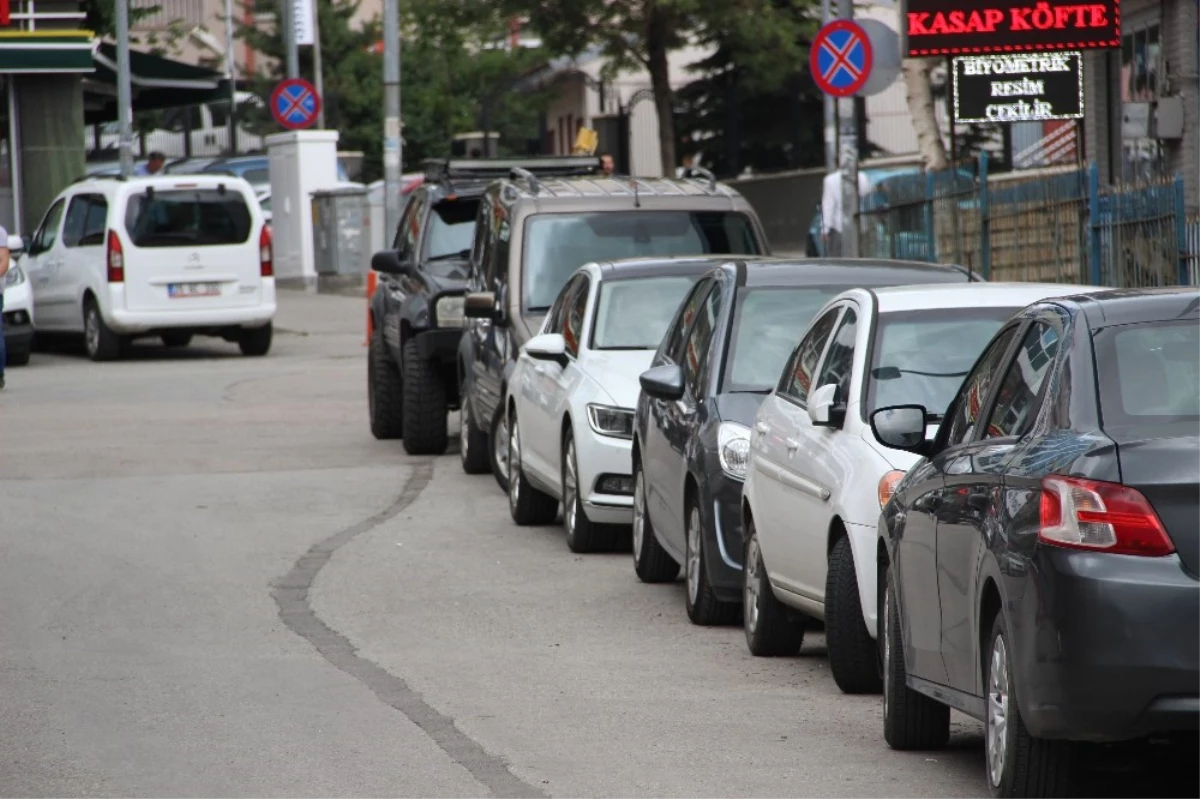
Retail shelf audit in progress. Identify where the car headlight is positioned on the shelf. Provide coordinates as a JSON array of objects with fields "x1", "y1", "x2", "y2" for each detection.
[
  {"x1": 587, "y1": 404, "x2": 634, "y2": 439},
  {"x1": 434, "y1": 295, "x2": 465, "y2": 328},
  {"x1": 878, "y1": 470, "x2": 906, "y2": 508},
  {"x1": 4, "y1": 265, "x2": 25, "y2": 287},
  {"x1": 718, "y1": 422, "x2": 751, "y2": 480}
]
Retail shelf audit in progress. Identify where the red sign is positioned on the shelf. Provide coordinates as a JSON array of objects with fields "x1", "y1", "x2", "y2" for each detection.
[
  {"x1": 903, "y1": 0, "x2": 1121, "y2": 56},
  {"x1": 0, "y1": 0, "x2": 10, "y2": 26},
  {"x1": 270, "y1": 78, "x2": 321, "y2": 130},
  {"x1": 810, "y1": 19, "x2": 874, "y2": 98}
]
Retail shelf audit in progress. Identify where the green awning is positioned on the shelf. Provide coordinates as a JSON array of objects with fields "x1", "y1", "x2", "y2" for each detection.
[
  {"x1": 84, "y1": 42, "x2": 230, "y2": 123},
  {"x1": 0, "y1": 32, "x2": 95, "y2": 73}
]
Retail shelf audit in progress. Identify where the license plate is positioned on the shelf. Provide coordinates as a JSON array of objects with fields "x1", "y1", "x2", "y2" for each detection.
[{"x1": 168, "y1": 282, "x2": 221, "y2": 298}]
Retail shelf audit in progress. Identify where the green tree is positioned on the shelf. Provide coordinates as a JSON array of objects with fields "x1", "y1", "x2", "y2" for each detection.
[{"x1": 82, "y1": 0, "x2": 160, "y2": 37}]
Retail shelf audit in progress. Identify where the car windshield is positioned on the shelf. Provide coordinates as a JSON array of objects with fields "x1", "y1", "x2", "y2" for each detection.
[
  {"x1": 523, "y1": 212, "x2": 760, "y2": 311},
  {"x1": 866, "y1": 308, "x2": 1017, "y2": 417},
  {"x1": 1097, "y1": 319, "x2": 1199, "y2": 425},
  {"x1": 424, "y1": 198, "x2": 479, "y2": 266},
  {"x1": 124, "y1": 189, "x2": 252, "y2": 247},
  {"x1": 591, "y1": 275, "x2": 700, "y2": 350},
  {"x1": 722, "y1": 287, "x2": 843, "y2": 392}
]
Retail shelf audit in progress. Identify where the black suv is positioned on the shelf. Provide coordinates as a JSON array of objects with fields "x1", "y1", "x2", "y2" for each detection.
[
  {"x1": 457, "y1": 170, "x2": 770, "y2": 489},
  {"x1": 368, "y1": 156, "x2": 601, "y2": 455}
]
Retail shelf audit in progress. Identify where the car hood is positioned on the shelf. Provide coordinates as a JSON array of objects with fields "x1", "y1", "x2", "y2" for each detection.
[
  {"x1": 583, "y1": 349, "x2": 656, "y2": 407},
  {"x1": 712, "y1": 391, "x2": 770, "y2": 425}
]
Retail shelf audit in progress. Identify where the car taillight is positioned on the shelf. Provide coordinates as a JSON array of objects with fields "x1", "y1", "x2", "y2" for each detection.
[
  {"x1": 106, "y1": 230, "x2": 124, "y2": 282},
  {"x1": 259, "y1": 225, "x2": 273, "y2": 277},
  {"x1": 1039, "y1": 475, "x2": 1174, "y2": 557}
]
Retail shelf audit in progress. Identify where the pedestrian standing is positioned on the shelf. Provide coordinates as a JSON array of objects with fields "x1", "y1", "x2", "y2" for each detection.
[
  {"x1": 598, "y1": 152, "x2": 615, "y2": 177},
  {"x1": 0, "y1": 225, "x2": 9, "y2": 389},
  {"x1": 135, "y1": 151, "x2": 166, "y2": 176},
  {"x1": 821, "y1": 169, "x2": 870, "y2": 257}
]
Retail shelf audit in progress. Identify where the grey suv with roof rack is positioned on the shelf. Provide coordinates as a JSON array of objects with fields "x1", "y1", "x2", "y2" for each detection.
[
  {"x1": 457, "y1": 168, "x2": 770, "y2": 489},
  {"x1": 367, "y1": 156, "x2": 602, "y2": 455}
]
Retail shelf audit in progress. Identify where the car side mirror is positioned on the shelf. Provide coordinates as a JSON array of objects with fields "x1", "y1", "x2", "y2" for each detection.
[
  {"x1": 371, "y1": 249, "x2": 411, "y2": 276},
  {"x1": 7, "y1": 234, "x2": 24, "y2": 254},
  {"x1": 870, "y1": 405, "x2": 932, "y2": 454},
  {"x1": 640, "y1": 364, "x2": 685, "y2": 401},
  {"x1": 524, "y1": 332, "x2": 568, "y2": 367},
  {"x1": 464, "y1": 291, "x2": 502, "y2": 323},
  {"x1": 807, "y1": 383, "x2": 845, "y2": 428}
]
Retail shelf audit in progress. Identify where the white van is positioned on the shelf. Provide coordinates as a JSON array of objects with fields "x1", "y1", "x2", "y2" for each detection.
[{"x1": 19, "y1": 174, "x2": 275, "y2": 360}]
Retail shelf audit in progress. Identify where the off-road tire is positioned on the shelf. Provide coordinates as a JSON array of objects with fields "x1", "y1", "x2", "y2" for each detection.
[
  {"x1": 238, "y1": 323, "x2": 272, "y2": 357},
  {"x1": 826, "y1": 535, "x2": 883, "y2": 694},
  {"x1": 743, "y1": 521, "x2": 805, "y2": 656},
  {"x1": 368, "y1": 329, "x2": 403, "y2": 440},
  {"x1": 883, "y1": 563, "x2": 950, "y2": 750},
  {"x1": 400, "y1": 338, "x2": 448, "y2": 455}
]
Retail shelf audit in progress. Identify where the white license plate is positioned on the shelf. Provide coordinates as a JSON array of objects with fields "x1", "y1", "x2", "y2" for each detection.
[{"x1": 168, "y1": 282, "x2": 221, "y2": 298}]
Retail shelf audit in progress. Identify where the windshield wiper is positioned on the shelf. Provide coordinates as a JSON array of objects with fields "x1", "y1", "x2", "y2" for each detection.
[
  {"x1": 426, "y1": 248, "x2": 471, "y2": 262},
  {"x1": 872, "y1": 366, "x2": 970, "y2": 380}
]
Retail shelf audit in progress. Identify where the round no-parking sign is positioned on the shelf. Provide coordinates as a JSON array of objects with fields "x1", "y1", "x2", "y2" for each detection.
[
  {"x1": 270, "y1": 78, "x2": 321, "y2": 130},
  {"x1": 811, "y1": 19, "x2": 874, "y2": 98}
]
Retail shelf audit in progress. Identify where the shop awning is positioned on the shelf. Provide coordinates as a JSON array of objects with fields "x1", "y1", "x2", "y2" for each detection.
[
  {"x1": 0, "y1": 31, "x2": 96, "y2": 73},
  {"x1": 84, "y1": 43, "x2": 229, "y2": 123}
]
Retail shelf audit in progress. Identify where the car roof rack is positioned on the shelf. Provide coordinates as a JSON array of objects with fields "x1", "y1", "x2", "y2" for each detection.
[
  {"x1": 422, "y1": 155, "x2": 601, "y2": 187},
  {"x1": 681, "y1": 166, "x2": 718, "y2": 191}
]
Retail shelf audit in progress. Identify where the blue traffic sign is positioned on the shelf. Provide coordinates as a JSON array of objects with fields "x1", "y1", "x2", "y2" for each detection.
[
  {"x1": 811, "y1": 19, "x2": 874, "y2": 98},
  {"x1": 270, "y1": 78, "x2": 321, "y2": 130}
]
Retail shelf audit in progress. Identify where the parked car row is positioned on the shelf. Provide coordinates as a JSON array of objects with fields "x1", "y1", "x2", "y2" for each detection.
[{"x1": 369, "y1": 159, "x2": 1199, "y2": 798}]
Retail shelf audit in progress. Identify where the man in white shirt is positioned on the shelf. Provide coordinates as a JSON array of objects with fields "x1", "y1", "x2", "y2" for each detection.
[
  {"x1": 821, "y1": 169, "x2": 870, "y2": 257},
  {"x1": 0, "y1": 224, "x2": 9, "y2": 389}
]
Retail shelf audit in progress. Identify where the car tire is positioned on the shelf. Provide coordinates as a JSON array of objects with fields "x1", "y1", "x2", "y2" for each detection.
[
  {"x1": 631, "y1": 460, "x2": 680, "y2": 583},
  {"x1": 368, "y1": 329, "x2": 403, "y2": 440},
  {"x1": 84, "y1": 298, "x2": 124, "y2": 362},
  {"x1": 507, "y1": 409, "x2": 558, "y2": 525},
  {"x1": 490, "y1": 406, "x2": 510, "y2": 493},
  {"x1": 826, "y1": 535, "x2": 883, "y2": 694},
  {"x1": 743, "y1": 521, "x2": 805, "y2": 656},
  {"x1": 400, "y1": 338, "x2": 448, "y2": 455},
  {"x1": 685, "y1": 499, "x2": 739, "y2": 626},
  {"x1": 985, "y1": 613, "x2": 1076, "y2": 797},
  {"x1": 238, "y1": 323, "x2": 272, "y2": 357},
  {"x1": 458, "y1": 398, "x2": 490, "y2": 474},
  {"x1": 562, "y1": 431, "x2": 618, "y2": 553},
  {"x1": 882, "y1": 562, "x2": 950, "y2": 750},
  {"x1": 161, "y1": 332, "x2": 192, "y2": 348},
  {"x1": 6, "y1": 342, "x2": 30, "y2": 366}
]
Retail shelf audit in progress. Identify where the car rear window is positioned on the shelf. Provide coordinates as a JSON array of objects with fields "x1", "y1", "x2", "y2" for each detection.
[
  {"x1": 124, "y1": 189, "x2": 252, "y2": 248},
  {"x1": 722, "y1": 287, "x2": 843, "y2": 392},
  {"x1": 523, "y1": 212, "x2": 760, "y2": 311},
  {"x1": 1096, "y1": 320, "x2": 1199, "y2": 424}
]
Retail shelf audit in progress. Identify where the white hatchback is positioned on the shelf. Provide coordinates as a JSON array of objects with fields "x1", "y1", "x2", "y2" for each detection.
[
  {"x1": 503, "y1": 259, "x2": 712, "y2": 552},
  {"x1": 19, "y1": 174, "x2": 275, "y2": 360},
  {"x1": 741, "y1": 282, "x2": 1100, "y2": 694}
]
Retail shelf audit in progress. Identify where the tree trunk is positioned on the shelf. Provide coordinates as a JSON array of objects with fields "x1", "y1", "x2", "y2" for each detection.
[
  {"x1": 645, "y1": 8, "x2": 676, "y2": 177},
  {"x1": 902, "y1": 57, "x2": 948, "y2": 170}
]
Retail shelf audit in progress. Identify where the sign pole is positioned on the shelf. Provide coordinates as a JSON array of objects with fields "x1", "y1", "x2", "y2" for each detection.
[
  {"x1": 312, "y1": 0, "x2": 325, "y2": 128},
  {"x1": 115, "y1": 0, "x2": 134, "y2": 177},
  {"x1": 284, "y1": 0, "x2": 299, "y2": 79},
  {"x1": 382, "y1": 0, "x2": 402, "y2": 240},
  {"x1": 821, "y1": 0, "x2": 835, "y2": 172},
  {"x1": 837, "y1": 0, "x2": 860, "y2": 258},
  {"x1": 224, "y1": 0, "x2": 238, "y2": 153}
]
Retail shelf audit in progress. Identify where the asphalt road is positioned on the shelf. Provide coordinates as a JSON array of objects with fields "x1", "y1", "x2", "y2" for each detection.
[{"x1": 0, "y1": 290, "x2": 1193, "y2": 798}]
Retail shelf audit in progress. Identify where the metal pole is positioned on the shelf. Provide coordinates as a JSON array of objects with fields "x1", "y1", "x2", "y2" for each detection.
[
  {"x1": 382, "y1": 0, "x2": 402, "y2": 239},
  {"x1": 312, "y1": 0, "x2": 325, "y2": 128},
  {"x1": 821, "y1": 0, "x2": 835, "y2": 172},
  {"x1": 837, "y1": 0, "x2": 859, "y2": 257},
  {"x1": 116, "y1": 0, "x2": 134, "y2": 177},
  {"x1": 224, "y1": 0, "x2": 238, "y2": 153},
  {"x1": 284, "y1": 0, "x2": 299, "y2": 79}
]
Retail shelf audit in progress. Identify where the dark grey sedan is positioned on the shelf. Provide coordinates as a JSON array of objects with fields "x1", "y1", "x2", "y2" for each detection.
[
  {"x1": 631, "y1": 257, "x2": 981, "y2": 626},
  {"x1": 872, "y1": 287, "x2": 1199, "y2": 797}
]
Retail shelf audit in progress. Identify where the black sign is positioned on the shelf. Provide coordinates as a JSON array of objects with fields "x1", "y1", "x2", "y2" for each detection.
[
  {"x1": 903, "y1": 0, "x2": 1121, "y2": 56},
  {"x1": 953, "y1": 52, "x2": 1084, "y2": 123}
]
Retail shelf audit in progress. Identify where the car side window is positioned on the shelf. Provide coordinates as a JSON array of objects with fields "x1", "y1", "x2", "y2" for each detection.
[
  {"x1": 663, "y1": 280, "x2": 713, "y2": 364},
  {"x1": 779, "y1": 307, "x2": 840, "y2": 405},
  {"x1": 62, "y1": 195, "x2": 108, "y2": 248},
  {"x1": 814, "y1": 306, "x2": 858, "y2": 402},
  {"x1": 470, "y1": 198, "x2": 493, "y2": 290},
  {"x1": 943, "y1": 325, "x2": 1021, "y2": 447},
  {"x1": 32, "y1": 198, "x2": 66, "y2": 253},
  {"x1": 982, "y1": 321, "x2": 1061, "y2": 440},
  {"x1": 62, "y1": 195, "x2": 90, "y2": 248},
  {"x1": 681, "y1": 283, "x2": 722, "y2": 396},
  {"x1": 394, "y1": 193, "x2": 424, "y2": 258},
  {"x1": 562, "y1": 276, "x2": 589, "y2": 358},
  {"x1": 544, "y1": 276, "x2": 574, "y2": 334}
]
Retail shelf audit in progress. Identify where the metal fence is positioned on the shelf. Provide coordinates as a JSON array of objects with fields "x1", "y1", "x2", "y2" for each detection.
[{"x1": 857, "y1": 155, "x2": 1195, "y2": 288}]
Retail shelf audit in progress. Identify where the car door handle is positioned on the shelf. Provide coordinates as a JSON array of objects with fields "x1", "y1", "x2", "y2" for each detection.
[
  {"x1": 755, "y1": 422, "x2": 769, "y2": 434},
  {"x1": 786, "y1": 438, "x2": 801, "y2": 450}
]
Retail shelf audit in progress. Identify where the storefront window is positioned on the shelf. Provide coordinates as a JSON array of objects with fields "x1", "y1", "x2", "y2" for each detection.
[{"x1": 1121, "y1": 21, "x2": 1165, "y2": 182}]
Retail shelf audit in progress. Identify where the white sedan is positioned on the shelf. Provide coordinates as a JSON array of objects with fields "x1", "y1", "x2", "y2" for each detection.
[
  {"x1": 741, "y1": 282, "x2": 1100, "y2": 695},
  {"x1": 504, "y1": 258, "x2": 719, "y2": 552}
]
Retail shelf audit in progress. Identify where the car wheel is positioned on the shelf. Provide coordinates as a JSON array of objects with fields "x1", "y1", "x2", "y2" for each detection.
[
  {"x1": 685, "y1": 499, "x2": 739, "y2": 626},
  {"x1": 490, "y1": 406, "x2": 510, "y2": 493},
  {"x1": 743, "y1": 521, "x2": 805, "y2": 656},
  {"x1": 400, "y1": 338, "x2": 448, "y2": 455},
  {"x1": 507, "y1": 408, "x2": 558, "y2": 525},
  {"x1": 631, "y1": 461, "x2": 679, "y2": 583},
  {"x1": 238, "y1": 323, "x2": 272, "y2": 357},
  {"x1": 985, "y1": 613, "x2": 1076, "y2": 797},
  {"x1": 5, "y1": 341, "x2": 30, "y2": 367},
  {"x1": 882, "y1": 561, "x2": 950, "y2": 750},
  {"x1": 458, "y1": 398, "x2": 490, "y2": 474},
  {"x1": 84, "y1": 298, "x2": 124, "y2": 361},
  {"x1": 368, "y1": 329, "x2": 404, "y2": 440},
  {"x1": 562, "y1": 431, "x2": 617, "y2": 553},
  {"x1": 826, "y1": 535, "x2": 883, "y2": 694},
  {"x1": 161, "y1": 332, "x2": 192, "y2": 348}
]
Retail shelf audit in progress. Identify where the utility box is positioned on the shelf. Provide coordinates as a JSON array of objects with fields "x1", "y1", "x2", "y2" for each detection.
[
  {"x1": 266, "y1": 129, "x2": 341, "y2": 288},
  {"x1": 312, "y1": 186, "x2": 369, "y2": 276}
]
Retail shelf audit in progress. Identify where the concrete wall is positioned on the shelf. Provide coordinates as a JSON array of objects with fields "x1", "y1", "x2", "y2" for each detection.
[{"x1": 16, "y1": 74, "x2": 84, "y2": 233}]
